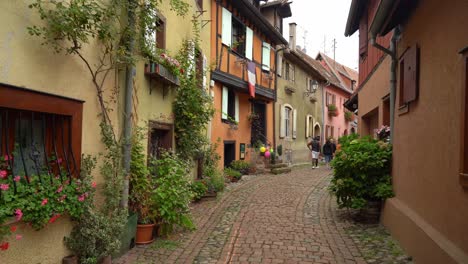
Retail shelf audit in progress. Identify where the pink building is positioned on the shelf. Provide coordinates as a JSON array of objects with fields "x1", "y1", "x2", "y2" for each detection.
[{"x1": 316, "y1": 53, "x2": 357, "y2": 140}]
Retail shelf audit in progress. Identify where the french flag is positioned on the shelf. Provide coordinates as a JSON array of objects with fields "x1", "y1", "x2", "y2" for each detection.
[{"x1": 247, "y1": 61, "x2": 256, "y2": 98}]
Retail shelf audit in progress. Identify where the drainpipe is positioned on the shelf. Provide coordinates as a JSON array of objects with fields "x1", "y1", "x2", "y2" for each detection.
[
  {"x1": 321, "y1": 81, "x2": 330, "y2": 145},
  {"x1": 121, "y1": 0, "x2": 137, "y2": 209},
  {"x1": 274, "y1": 45, "x2": 287, "y2": 150},
  {"x1": 370, "y1": 26, "x2": 400, "y2": 143}
]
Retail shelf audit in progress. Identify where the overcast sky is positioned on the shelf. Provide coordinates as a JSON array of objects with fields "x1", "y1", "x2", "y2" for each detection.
[{"x1": 282, "y1": 0, "x2": 359, "y2": 70}]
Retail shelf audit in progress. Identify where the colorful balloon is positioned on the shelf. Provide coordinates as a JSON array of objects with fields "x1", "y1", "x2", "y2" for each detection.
[
  {"x1": 260, "y1": 147, "x2": 266, "y2": 153},
  {"x1": 264, "y1": 151, "x2": 271, "y2": 158}
]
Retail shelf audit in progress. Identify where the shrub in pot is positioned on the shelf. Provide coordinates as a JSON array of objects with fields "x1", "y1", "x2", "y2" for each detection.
[
  {"x1": 329, "y1": 136, "x2": 394, "y2": 222},
  {"x1": 190, "y1": 180, "x2": 208, "y2": 201},
  {"x1": 224, "y1": 167, "x2": 242, "y2": 182},
  {"x1": 151, "y1": 151, "x2": 195, "y2": 231},
  {"x1": 229, "y1": 160, "x2": 250, "y2": 175},
  {"x1": 129, "y1": 129, "x2": 157, "y2": 244}
]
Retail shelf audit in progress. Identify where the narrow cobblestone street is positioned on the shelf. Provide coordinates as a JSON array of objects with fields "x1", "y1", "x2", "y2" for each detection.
[{"x1": 116, "y1": 167, "x2": 410, "y2": 264}]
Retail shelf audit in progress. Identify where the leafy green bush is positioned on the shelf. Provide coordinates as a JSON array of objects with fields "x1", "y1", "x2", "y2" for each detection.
[
  {"x1": 338, "y1": 133, "x2": 359, "y2": 148},
  {"x1": 152, "y1": 151, "x2": 194, "y2": 230},
  {"x1": 224, "y1": 167, "x2": 242, "y2": 181},
  {"x1": 329, "y1": 137, "x2": 394, "y2": 209},
  {"x1": 276, "y1": 145, "x2": 283, "y2": 156},
  {"x1": 190, "y1": 181, "x2": 208, "y2": 201},
  {"x1": 129, "y1": 128, "x2": 155, "y2": 224},
  {"x1": 202, "y1": 140, "x2": 224, "y2": 192},
  {"x1": 229, "y1": 160, "x2": 250, "y2": 175}
]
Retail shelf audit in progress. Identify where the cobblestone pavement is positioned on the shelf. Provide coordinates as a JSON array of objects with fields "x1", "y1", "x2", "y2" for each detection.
[{"x1": 115, "y1": 167, "x2": 411, "y2": 264}]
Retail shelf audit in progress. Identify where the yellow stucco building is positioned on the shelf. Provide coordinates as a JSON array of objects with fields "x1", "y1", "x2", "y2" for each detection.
[{"x1": 0, "y1": 0, "x2": 211, "y2": 263}]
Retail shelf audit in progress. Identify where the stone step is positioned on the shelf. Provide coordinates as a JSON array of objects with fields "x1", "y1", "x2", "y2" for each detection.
[
  {"x1": 270, "y1": 163, "x2": 288, "y2": 169},
  {"x1": 271, "y1": 167, "x2": 291, "y2": 175}
]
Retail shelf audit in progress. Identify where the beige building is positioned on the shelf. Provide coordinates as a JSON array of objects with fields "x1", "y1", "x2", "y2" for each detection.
[
  {"x1": 275, "y1": 23, "x2": 331, "y2": 164},
  {"x1": 0, "y1": 0, "x2": 211, "y2": 263}
]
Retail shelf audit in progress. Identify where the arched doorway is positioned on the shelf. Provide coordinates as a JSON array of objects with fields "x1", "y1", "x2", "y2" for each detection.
[
  {"x1": 351, "y1": 127, "x2": 356, "y2": 134},
  {"x1": 313, "y1": 123, "x2": 321, "y2": 140},
  {"x1": 343, "y1": 129, "x2": 348, "y2": 136}
]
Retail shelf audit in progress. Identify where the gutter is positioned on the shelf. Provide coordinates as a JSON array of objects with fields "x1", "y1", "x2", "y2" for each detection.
[{"x1": 370, "y1": 26, "x2": 400, "y2": 143}]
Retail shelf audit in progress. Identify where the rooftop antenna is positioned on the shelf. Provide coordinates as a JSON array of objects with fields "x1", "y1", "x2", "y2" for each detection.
[{"x1": 331, "y1": 38, "x2": 337, "y2": 69}]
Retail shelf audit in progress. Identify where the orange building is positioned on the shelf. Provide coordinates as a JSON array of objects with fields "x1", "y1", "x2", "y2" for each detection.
[
  {"x1": 209, "y1": 0, "x2": 288, "y2": 168},
  {"x1": 345, "y1": 0, "x2": 468, "y2": 263}
]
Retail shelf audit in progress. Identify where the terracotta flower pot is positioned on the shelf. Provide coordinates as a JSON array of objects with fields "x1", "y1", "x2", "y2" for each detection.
[
  {"x1": 62, "y1": 255, "x2": 78, "y2": 264},
  {"x1": 135, "y1": 223, "x2": 155, "y2": 245}
]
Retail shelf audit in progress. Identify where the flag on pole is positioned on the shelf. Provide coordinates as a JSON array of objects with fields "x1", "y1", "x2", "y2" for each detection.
[{"x1": 247, "y1": 61, "x2": 256, "y2": 98}]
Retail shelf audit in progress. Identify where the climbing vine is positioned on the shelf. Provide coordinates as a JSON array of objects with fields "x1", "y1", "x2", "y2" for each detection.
[{"x1": 173, "y1": 40, "x2": 215, "y2": 160}]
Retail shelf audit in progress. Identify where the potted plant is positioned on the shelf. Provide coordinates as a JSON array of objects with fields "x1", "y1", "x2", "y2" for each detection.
[
  {"x1": 344, "y1": 111, "x2": 353, "y2": 122},
  {"x1": 230, "y1": 160, "x2": 250, "y2": 175},
  {"x1": 190, "y1": 180, "x2": 208, "y2": 202},
  {"x1": 328, "y1": 104, "x2": 338, "y2": 117},
  {"x1": 247, "y1": 112, "x2": 260, "y2": 123},
  {"x1": 129, "y1": 130, "x2": 158, "y2": 244},
  {"x1": 224, "y1": 168, "x2": 242, "y2": 182},
  {"x1": 329, "y1": 135, "x2": 394, "y2": 223}
]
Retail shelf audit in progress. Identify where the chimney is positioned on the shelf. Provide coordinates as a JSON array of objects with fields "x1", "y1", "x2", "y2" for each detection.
[{"x1": 289, "y1": 22, "x2": 297, "y2": 51}]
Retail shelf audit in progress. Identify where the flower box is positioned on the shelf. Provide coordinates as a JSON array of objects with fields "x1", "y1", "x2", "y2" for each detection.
[{"x1": 144, "y1": 62, "x2": 180, "y2": 86}]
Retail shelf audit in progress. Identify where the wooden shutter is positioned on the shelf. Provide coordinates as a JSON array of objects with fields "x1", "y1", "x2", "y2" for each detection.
[
  {"x1": 279, "y1": 104, "x2": 286, "y2": 138},
  {"x1": 203, "y1": 55, "x2": 207, "y2": 89},
  {"x1": 292, "y1": 109, "x2": 297, "y2": 139},
  {"x1": 277, "y1": 54, "x2": 282, "y2": 76},
  {"x1": 332, "y1": 94, "x2": 336, "y2": 105},
  {"x1": 400, "y1": 45, "x2": 420, "y2": 104},
  {"x1": 222, "y1": 86, "x2": 228, "y2": 119},
  {"x1": 305, "y1": 115, "x2": 310, "y2": 138},
  {"x1": 359, "y1": 10, "x2": 368, "y2": 57},
  {"x1": 326, "y1": 93, "x2": 330, "y2": 106},
  {"x1": 222, "y1": 8, "x2": 232, "y2": 46},
  {"x1": 234, "y1": 94, "x2": 239, "y2": 122},
  {"x1": 245, "y1": 27, "x2": 253, "y2": 60},
  {"x1": 262, "y1": 42, "x2": 271, "y2": 71},
  {"x1": 291, "y1": 65, "x2": 295, "y2": 82}
]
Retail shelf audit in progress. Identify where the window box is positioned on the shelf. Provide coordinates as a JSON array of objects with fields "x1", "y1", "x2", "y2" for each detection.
[
  {"x1": 309, "y1": 96, "x2": 317, "y2": 103},
  {"x1": 144, "y1": 62, "x2": 180, "y2": 86},
  {"x1": 284, "y1": 86, "x2": 296, "y2": 94},
  {"x1": 328, "y1": 104, "x2": 338, "y2": 117}
]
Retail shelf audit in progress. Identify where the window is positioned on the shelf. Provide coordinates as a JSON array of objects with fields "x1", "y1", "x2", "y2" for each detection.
[
  {"x1": 305, "y1": 115, "x2": 314, "y2": 138},
  {"x1": 460, "y1": 50, "x2": 468, "y2": 188},
  {"x1": 284, "y1": 107, "x2": 291, "y2": 138},
  {"x1": 0, "y1": 86, "x2": 83, "y2": 180},
  {"x1": 231, "y1": 17, "x2": 246, "y2": 56},
  {"x1": 326, "y1": 92, "x2": 336, "y2": 106},
  {"x1": 155, "y1": 15, "x2": 166, "y2": 49},
  {"x1": 148, "y1": 121, "x2": 173, "y2": 161},
  {"x1": 195, "y1": 0, "x2": 203, "y2": 10},
  {"x1": 399, "y1": 45, "x2": 420, "y2": 107},
  {"x1": 280, "y1": 105, "x2": 296, "y2": 139},
  {"x1": 285, "y1": 62, "x2": 290, "y2": 80},
  {"x1": 222, "y1": 86, "x2": 239, "y2": 123},
  {"x1": 262, "y1": 42, "x2": 271, "y2": 71}
]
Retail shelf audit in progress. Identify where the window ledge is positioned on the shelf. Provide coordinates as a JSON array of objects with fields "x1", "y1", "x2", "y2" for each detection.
[{"x1": 398, "y1": 103, "x2": 409, "y2": 115}]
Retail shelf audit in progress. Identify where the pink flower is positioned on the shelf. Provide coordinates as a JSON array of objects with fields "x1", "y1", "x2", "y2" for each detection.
[
  {"x1": 10, "y1": 226, "x2": 17, "y2": 232},
  {"x1": 4, "y1": 155, "x2": 9, "y2": 161},
  {"x1": 78, "y1": 195, "x2": 85, "y2": 202},
  {"x1": 0, "y1": 184, "x2": 9, "y2": 191},
  {"x1": 0, "y1": 242, "x2": 9, "y2": 251},
  {"x1": 41, "y1": 198, "x2": 48, "y2": 206},
  {"x1": 13, "y1": 176, "x2": 20, "y2": 182},
  {"x1": 57, "y1": 158, "x2": 63, "y2": 164},
  {"x1": 48, "y1": 214, "x2": 61, "y2": 223},
  {"x1": 56, "y1": 186, "x2": 63, "y2": 193},
  {"x1": 14, "y1": 209, "x2": 23, "y2": 221},
  {"x1": 58, "y1": 194, "x2": 67, "y2": 202},
  {"x1": 91, "y1": 182, "x2": 97, "y2": 188},
  {"x1": 15, "y1": 235, "x2": 22, "y2": 240},
  {"x1": 0, "y1": 170, "x2": 7, "y2": 179}
]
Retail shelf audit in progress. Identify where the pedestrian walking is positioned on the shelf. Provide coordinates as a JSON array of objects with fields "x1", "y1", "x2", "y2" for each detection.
[
  {"x1": 323, "y1": 139, "x2": 334, "y2": 169},
  {"x1": 307, "y1": 136, "x2": 321, "y2": 169}
]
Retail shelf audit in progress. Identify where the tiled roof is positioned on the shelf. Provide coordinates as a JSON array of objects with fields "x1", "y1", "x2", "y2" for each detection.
[
  {"x1": 316, "y1": 52, "x2": 357, "y2": 93},
  {"x1": 295, "y1": 49, "x2": 344, "y2": 90}
]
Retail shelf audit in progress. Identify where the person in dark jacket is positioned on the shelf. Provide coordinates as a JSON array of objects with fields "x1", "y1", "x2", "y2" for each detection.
[
  {"x1": 323, "y1": 139, "x2": 334, "y2": 169},
  {"x1": 307, "y1": 136, "x2": 321, "y2": 169}
]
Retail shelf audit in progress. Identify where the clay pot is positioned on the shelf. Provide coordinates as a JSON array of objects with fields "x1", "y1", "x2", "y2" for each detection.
[
  {"x1": 358, "y1": 200, "x2": 382, "y2": 224},
  {"x1": 135, "y1": 223, "x2": 155, "y2": 245},
  {"x1": 99, "y1": 256, "x2": 112, "y2": 264},
  {"x1": 62, "y1": 255, "x2": 78, "y2": 264}
]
